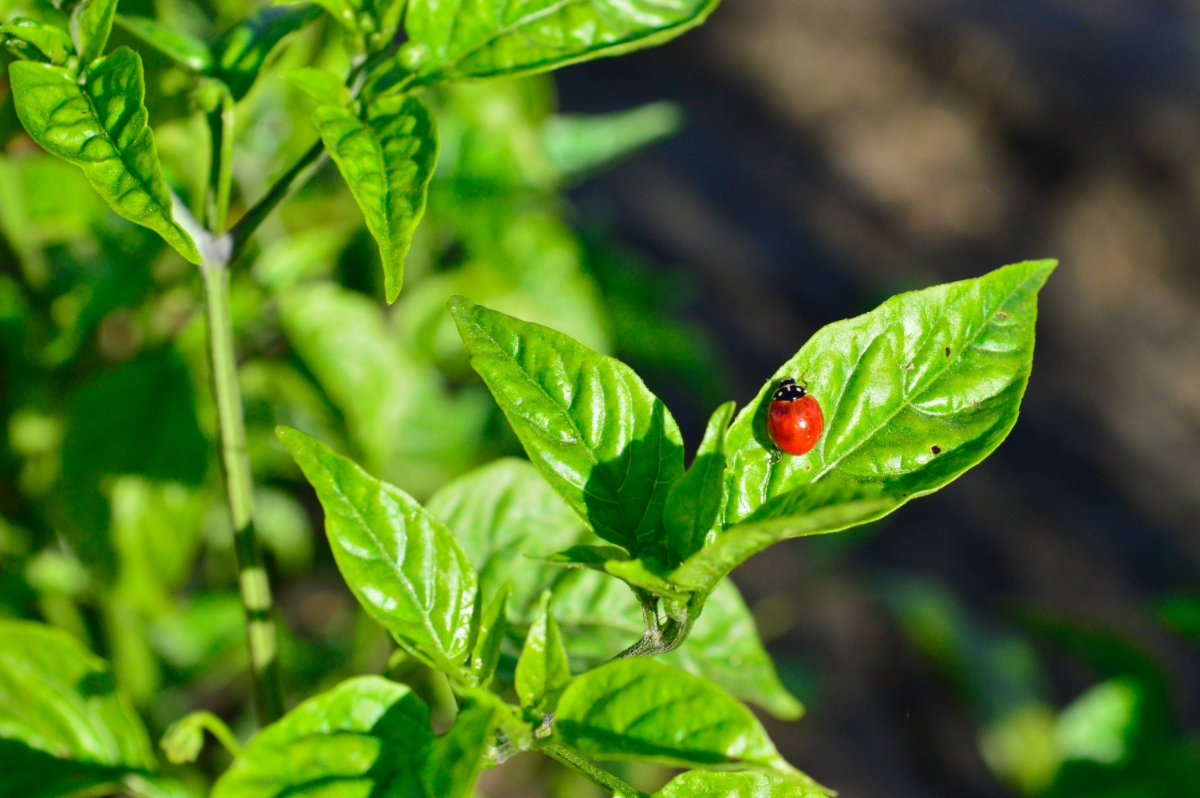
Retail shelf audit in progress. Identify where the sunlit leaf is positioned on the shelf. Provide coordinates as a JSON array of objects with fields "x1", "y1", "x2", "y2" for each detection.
[
  {"x1": 211, "y1": 4, "x2": 322, "y2": 101},
  {"x1": 9, "y1": 50, "x2": 201, "y2": 263},
  {"x1": 115, "y1": 16, "x2": 211, "y2": 72},
  {"x1": 419, "y1": 702, "x2": 496, "y2": 798},
  {"x1": 663, "y1": 401, "x2": 734, "y2": 567},
  {"x1": 655, "y1": 771, "x2": 826, "y2": 798},
  {"x1": 279, "y1": 427, "x2": 477, "y2": 675},
  {"x1": 70, "y1": 0, "x2": 117, "y2": 65},
  {"x1": 450, "y1": 297, "x2": 684, "y2": 555},
  {"x1": 315, "y1": 94, "x2": 438, "y2": 302},
  {"x1": 515, "y1": 591, "x2": 571, "y2": 716},
  {"x1": 2, "y1": 19, "x2": 73, "y2": 64},
  {"x1": 283, "y1": 66, "x2": 349, "y2": 106}
]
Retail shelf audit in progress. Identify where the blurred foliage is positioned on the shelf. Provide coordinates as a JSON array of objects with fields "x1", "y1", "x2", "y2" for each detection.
[{"x1": 0, "y1": 0, "x2": 718, "y2": 792}]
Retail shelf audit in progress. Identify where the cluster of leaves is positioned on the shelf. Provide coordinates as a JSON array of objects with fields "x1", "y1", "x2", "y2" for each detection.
[
  {"x1": 881, "y1": 577, "x2": 1200, "y2": 796},
  {"x1": 0, "y1": 0, "x2": 1061, "y2": 793}
]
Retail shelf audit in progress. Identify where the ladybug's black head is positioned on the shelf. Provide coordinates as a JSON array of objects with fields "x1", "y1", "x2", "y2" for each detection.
[{"x1": 772, "y1": 378, "x2": 807, "y2": 401}]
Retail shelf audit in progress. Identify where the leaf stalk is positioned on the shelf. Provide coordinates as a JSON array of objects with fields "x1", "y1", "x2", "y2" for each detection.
[{"x1": 541, "y1": 744, "x2": 649, "y2": 798}]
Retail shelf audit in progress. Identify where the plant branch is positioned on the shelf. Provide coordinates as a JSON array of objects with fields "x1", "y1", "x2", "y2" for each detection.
[
  {"x1": 611, "y1": 594, "x2": 697, "y2": 660},
  {"x1": 542, "y1": 744, "x2": 649, "y2": 798},
  {"x1": 205, "y1": 83, "x2": 235, "y2": 234}
]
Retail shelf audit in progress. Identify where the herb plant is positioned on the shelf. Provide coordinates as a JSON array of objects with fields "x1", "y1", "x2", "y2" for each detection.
[{"x1": 0, "y1": 0, "x2": 1057, "y2": 794}]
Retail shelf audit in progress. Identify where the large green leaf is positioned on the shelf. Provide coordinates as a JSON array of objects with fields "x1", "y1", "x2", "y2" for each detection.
[
  {"x1": 279, "y1": 427, "x2": 478, "y2": 675},
  {"x1": 2, "y1": 20, "x2": 73, "y2": 65},
  {"x1": 663, "y1": 401, "x2": 734, "y2": 567},
  {"x1": 211, "y1": 676, "x2": 431, "y2": 798},
  {"x1": 211, "y1": 4, "x2": 322, "y2": 101},
  {"x1": 115, "y1": 16, "x2": 211, "y2": 72},
  {"x1": 655, "y1": 771, "x2": 826, "y2": 798},
  {"x1": 8, "y1": 50, "x2": 201, "y2": 264},
  {"x1": 427, "y1": 458, "x2": 592, "y2": 614},
  {"x1": 449, "y1": 297, "x2": 684, "y2": 555},
  {"x1": 515, "y1": 591, "x2": 571, "y2": 716},
  {"x1": 553, "y1": 658, "x2": 789, "y2": 771},
  {"x1": 0, "y1": 620, "x2": 156, "y2": 798},
  {"x1": 720, "y1": 260, "x2": 1055, "y2": 529},
  {"x1": 419, "y1": 702, "x2": 496, "y2": 798},
  {"x1": 314, "y1": 94, "x2": 439, "y2": 303},
  {"x1": 404, "y1": 0, "x2": 721, "y2": 84}
]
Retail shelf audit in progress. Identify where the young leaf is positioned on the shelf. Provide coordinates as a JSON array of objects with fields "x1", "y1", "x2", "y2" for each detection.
[
  {"x1": 159, "y1": 711, "x2": 240, "y2": 764},
  {"x1": 2, "y1": 20, "x2": 74, "y2": 65},
  {"x1": 721, "y1": 260, "x2": 1055, "y2": 529},
  {"x1": 0, "y1": 620, "x2": 156, "y2": 798},
  {"x1": 283, "y1": 66, "x2": 350, "y2": 106},
  {"x1": 655, "y1": 771, "x2": 827, "y2": 798},
  {"x1": 115, "y1": 16, "x2": 211, "y2": 72},
  {"x1": 542, "y1": 101, "x2": 683, "y2": 180},
  {"x1": 419, "y1": 702, "x2": 497, "y2": 798},
  {"x1": 278, "y1": 427, "x2": 478, "y2": 675},
  {"x1": 404, "y1": 0, "x2": 721, "y2": 84},
  {"x1": 70, "y1": 0, "x2": 118, "y2": 65},
  {"x1": 553, "y1": 658, "x2": 790, "y2": 771},
  {"x1": 211, "y1": 676, "x2": 432, "y2": 798},
  {"x1": 663, "y1": 401, "x2": 735, "y2": 566},
  {"x1": 467, "y1": 583, "x2": 510, "y2": 688},
  {"x1": 9, "y1": 51, "x2": 201, "y2": 264},
  {"x1": 449, "y1": 297, "x2": 684, "y2": 555},
  {"x1": 515, "y1": 591, "x2": 571, "y2": 716},
  {"x1": 314, "y1": 94, "x2": 438, "y2": 303},
  {"x1": 210, "y1": 4, "x2": 323, "y2": 101},
  {"x1": 428, "y1": 458, "x2": 593, "y2": 614}
]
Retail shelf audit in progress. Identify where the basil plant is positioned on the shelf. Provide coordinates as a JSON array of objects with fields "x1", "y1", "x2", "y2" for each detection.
[{"x1": 0, "y1": 0, "x2": 1057, "y2": 793}]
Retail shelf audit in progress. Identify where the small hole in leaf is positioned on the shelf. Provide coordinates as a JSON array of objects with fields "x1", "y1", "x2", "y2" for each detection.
[
  {"x1": 931, "y1": 445, "x2": 942, "y2": 455},
  {"x1": 945, "y1": 346, "x2": 951, "y2": 357}
]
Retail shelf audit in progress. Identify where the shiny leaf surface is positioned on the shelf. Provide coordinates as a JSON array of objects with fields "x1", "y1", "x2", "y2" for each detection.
[
  {"x1": 450, "y1": 297, "x2": 684, "y2": 554},
  {"x1": 2, "y1": 20, "x2": 73, "y2": 65},
  {"x1": 721, "y1": 260, "x2": 1055, "y2": 529},
  {"x1": 466, "y1": 583, "x2": 509, "y2": 688},
  {"x1": 279, "y1": 427, "x2": 477, "y2": 675},
  {"x1": 663, "y1": 401, "x2": 734, "y2": 567},
  {"x1": 70, "y1": 0, "x2": 118, "y2": 65},
  {"x1": 404, "y1": 0, "x2": 721, "y2": 84},
  {"x1": 515, "y1": 591, "x2": 571, "y2": 716},
  {"x1": 655, "y1": 771, "x2": 827, "y2": 798},
  {"x1": 115, "y1": 16, "x2": 211, "y2": 72},
  {"x1": 9, "y1": 50, "x2": 201, "y2": 264},
  {"x1": 315, "y1": 94, "x2": 438, "y2": 303},
  {"x1": 553, "y1": 658, "x2": 787, "y2": 770},
  {"x1": 211, "y1": 676, "x2": 431, "y2": 798},
  {"x1": 0, "y1": 620, "x2": 155, "y2": 798}
]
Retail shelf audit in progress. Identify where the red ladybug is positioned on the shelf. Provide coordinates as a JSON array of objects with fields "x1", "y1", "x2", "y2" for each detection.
[{"x1": 767, "y1": 378, "x2": 823, "y2": 456}]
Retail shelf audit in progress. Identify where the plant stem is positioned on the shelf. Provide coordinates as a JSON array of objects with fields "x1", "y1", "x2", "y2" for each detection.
[
  {"x1": 542, "y1": 745, "x2": 649, "y2": 798},
  {"x1": 199, "y1": 252, "x2": 284, "y2": 726},
  {"x1": 205, "y1": 85, "x2": 235, "y2": 234},
  {"x1": 227, "y1": 139, "x2": 326, "y2": 260}
]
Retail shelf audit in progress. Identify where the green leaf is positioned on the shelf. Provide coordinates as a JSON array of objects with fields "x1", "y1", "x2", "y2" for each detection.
[
  {"x1": 553, "y1": 658, "x2": 788, "y2": 771},
  {"x1": 278, "y1": 427, "x2": 478, "y2": 675},
  {"x1": 663, "y1": 401, "x2": 735, "y2": 567},
  {"x1": 542, "y1": 102, "x2": 682, "y2": 180},
  {"x1": 211, "y1": 676, "x2": 432, "y2": 798},
  {"x1": 115, "y1": 16, "x2": 211, "y2": 72},
  {"x1": 671, "y1": 480, "x2": 897, "y2": 593},
  {"x1": 515, "y1": 591, "x2": 571, "y2": 716},
  {"x1": 466, "y1": 583, "x2": 510, "y2": 688},
  {"x1": 211, "y1": 4, "x2": 322, "y2": 101},
  {"x1": 720, "y1": 260, "x2": 1055, "y2": 530},
  {"x1": 159, "y1": 711, "x2": 240, "y2": 764},
  {"x1": 283, "y1": 66, "x2": 349, "y2": 106},
  {"x1": 315, "y1": 94, "x2": 439, "y2": 303},
  {"x1": 450, "y1": 296, "x2": 684, "y2": 555},
  {"x1": 428, "y1": 458, "x2": 593, "y2": 614},
  {"x1": 404, "y1": 0, "x2": 721, "y2": 84},
  {"x1": 70, "y1": 0, "x2": 118, "y2": 65},
  {"x1": 655, "y1": 771, "x2": 827, "y2": 798},
  {"x1": 419, "y1": 702, "x2": 497, "y2": 798},
  {"x1": 9, "y1": 51, "x2": 201, "y2": 264},
  {"x1": 311, "y1": 0, "x2": 405, "y2": 52},
  {"x1": 0, "y1": 620, "x2": 156, "y2": 798},
  {"x1": 2, "y1": 19, "x2": 73, "y2": 65}
]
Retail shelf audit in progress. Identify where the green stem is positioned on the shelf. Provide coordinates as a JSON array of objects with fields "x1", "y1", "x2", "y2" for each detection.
[
  {"x1": 199, "y1": 252, "x2": 284, "y2": 726},
  {"x1": 542, "y1": 745, "x2": 649, "y2": 798},
  {"x1": 227, "y1": 139, "x2": 325, "y2": 259},
  {"x1": 205, "y1": 85, "x2": 235, "y2": 234}
]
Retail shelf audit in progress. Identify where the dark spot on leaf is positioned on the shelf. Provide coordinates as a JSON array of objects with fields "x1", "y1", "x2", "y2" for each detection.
[
  {"x1": 930, "y1": 445, "x2": 942, "y2": 455},
  {"x1": 997, "y1": 311, "x2": 1009, "y2": 320},
  {"x1": 945, "y1": 346, "x2": 951, "y2": 357}
]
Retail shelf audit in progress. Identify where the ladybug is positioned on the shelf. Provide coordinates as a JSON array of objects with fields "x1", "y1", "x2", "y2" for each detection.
[{"x1": 767, "y1": 378, "x2": 824, "y2": 457}]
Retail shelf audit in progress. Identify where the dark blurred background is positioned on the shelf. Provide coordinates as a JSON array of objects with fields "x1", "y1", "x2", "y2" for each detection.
[{"x1": 550, "y1": 1, "x2": 1200, "y2": 794}]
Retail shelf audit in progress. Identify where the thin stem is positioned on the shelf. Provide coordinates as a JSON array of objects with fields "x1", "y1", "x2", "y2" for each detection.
[
  {"x1": 227, "y1": 139, "x2": 326, "y2": 260},
  {"x1": 611, "y1": 596, "x2": 696, "y2": 660},
  {"x1": 542, "y1": 745, "x2": 649, "y2": 798},
  {"x1": 200, "y1": 253, "x2": 284, "y2": 726},
  {"x1": 205, "y1": 84, "x2": 235, "y2": 234}
]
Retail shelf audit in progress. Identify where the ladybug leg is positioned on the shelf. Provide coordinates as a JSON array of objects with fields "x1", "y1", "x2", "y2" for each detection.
[{"x1": 770, "y1": 447, "x2": 781, "y2": 465}]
